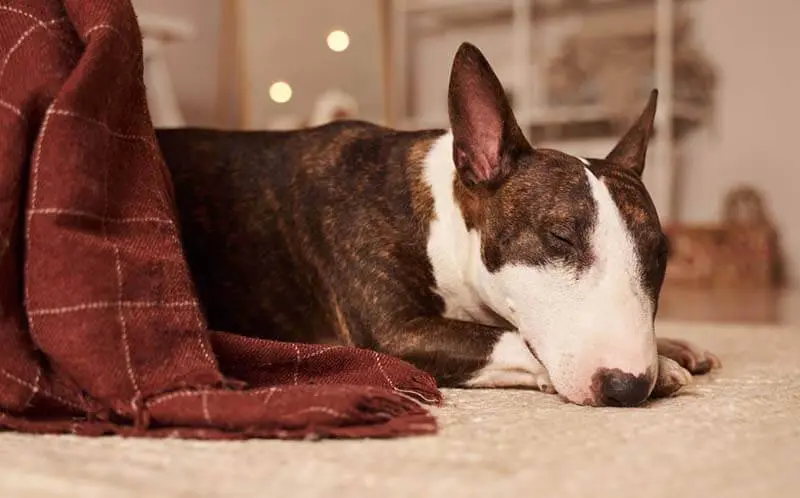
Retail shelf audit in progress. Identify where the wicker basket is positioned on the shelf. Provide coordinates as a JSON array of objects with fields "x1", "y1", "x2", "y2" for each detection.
[{"x1": 663, "y1": 187, "x2": 783, "y2": 288}]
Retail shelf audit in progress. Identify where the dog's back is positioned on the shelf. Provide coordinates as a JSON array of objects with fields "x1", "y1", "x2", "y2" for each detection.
[{"x1": 157, "y1": 122, "x2": 445, "y2": 347}]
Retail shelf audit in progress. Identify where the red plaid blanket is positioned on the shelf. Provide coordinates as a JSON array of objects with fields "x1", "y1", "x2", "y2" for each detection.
[{"x1": 0, "y1": 0, "x2": 440, "y2": 440}]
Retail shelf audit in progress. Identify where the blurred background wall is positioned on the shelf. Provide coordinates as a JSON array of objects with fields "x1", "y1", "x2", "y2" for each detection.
[{"x1": 133, "y1": 0, "x2": 224, "y2": 127}]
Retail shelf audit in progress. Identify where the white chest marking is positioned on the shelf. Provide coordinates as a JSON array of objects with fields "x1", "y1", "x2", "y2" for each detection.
[{"x1": 421, "y1": 133, "x2": 500, "y2": 326}]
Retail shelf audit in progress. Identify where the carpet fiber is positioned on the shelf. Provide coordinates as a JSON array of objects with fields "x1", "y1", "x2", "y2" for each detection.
[{"x1": 1, "y1": 321, "x2": 798, "y2": 497}]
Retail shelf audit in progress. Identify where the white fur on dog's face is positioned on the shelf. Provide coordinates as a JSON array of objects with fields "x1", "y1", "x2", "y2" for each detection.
[
  {"x1": 430, "y1": 42, "x2": 663, "y2": 404},
  {"x1": 473, "y1": 166, "x2": 658, "y2": 404},
  {"x1": 423, "y1": 133, "x2": 658, "y2": 405}
]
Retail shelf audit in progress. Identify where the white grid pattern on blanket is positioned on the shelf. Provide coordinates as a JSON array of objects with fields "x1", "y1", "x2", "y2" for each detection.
[
  {"x1": 0, "y1": 4, "x2": 431, "y2": 432},
  {"x1": 0, "y1": 6, "x2": 215, "y2": 413}
]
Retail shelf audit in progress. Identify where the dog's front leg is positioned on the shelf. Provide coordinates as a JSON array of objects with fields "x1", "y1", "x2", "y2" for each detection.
[
  {"x1": 378, "y1": 318, "x2": 554, "y2": 392},
  {"x1": 651, "y1": 355, "x2": 693, "y2": 398},
  {"x1": 651, "y1": 337, "x2": 722, "y2": 398},
  {"x1": 657, "y1": 337, "x2": 721, "y2": 375}
]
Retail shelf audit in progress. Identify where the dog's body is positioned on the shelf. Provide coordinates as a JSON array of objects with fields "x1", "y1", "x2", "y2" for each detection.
[{"x1": 158, "y1": 44, "x2": 719, "y2": 406}]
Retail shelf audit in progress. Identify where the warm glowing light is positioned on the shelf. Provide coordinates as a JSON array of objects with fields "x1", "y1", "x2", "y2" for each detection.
[
  {"x1": 269, "y1": 81, "x2": 292, "y2": 103},
  {"x1": 326, "y1": 30, "x2": 350, "y2": 52}
]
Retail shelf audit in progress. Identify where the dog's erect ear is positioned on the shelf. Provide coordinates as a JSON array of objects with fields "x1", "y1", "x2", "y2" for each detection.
[
  {"x1": 448, "y1": 42, "x2": 530, "y2": 189},
  {"x1": 606, "y1": 90, "x2": 658, "y2": 176}
]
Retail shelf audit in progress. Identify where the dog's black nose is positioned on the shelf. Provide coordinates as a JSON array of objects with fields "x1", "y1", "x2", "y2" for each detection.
[{"x1": 593, "y1": 368, "x2": 652, "y2": 407}]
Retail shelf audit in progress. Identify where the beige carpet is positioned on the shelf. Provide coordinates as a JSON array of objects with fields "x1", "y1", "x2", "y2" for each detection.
[{"x1": 1, "y1": 321, "x2": 799, "y2": 498}]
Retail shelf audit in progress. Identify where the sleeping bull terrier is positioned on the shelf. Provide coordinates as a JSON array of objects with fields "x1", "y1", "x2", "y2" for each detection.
[{"x1": 157, "y1": 43, "x2": 720, "y2": 407}]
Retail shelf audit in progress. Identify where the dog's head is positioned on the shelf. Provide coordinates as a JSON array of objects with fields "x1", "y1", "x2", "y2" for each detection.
[{"x1": 449, "y1": 43, "x2": 667, "y2": 406}]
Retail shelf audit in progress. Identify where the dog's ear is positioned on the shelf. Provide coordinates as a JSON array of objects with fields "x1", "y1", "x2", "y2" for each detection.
[
  {"x1": 448, "y1": 42, "x2": 530, "y2": 190},
  {"x1": 606, "y1": 90, "x2": 658, "y2": 176}
]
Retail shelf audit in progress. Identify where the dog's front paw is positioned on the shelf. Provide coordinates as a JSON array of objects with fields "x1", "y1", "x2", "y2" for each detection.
[
  {"x1": 657, "y1": 337, "x2": 721, "y2": 375},
  {"x1": 651, "y1": 355, "x2": 692, "y2": 398}
]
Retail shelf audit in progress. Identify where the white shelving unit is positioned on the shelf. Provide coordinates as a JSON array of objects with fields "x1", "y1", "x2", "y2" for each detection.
[
  {"x1": 138, "y1": 13, "x2": 196, "y2": 128},
  {"x1": 389, "y1": 0, "x2": 707, "y2": 223}
]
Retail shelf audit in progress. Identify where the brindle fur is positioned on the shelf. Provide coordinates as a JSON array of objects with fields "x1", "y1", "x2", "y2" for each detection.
[
  {"x1": 156, "y1": 43, "x2": 709, "y2": 393},
  {"x1": 158, "y1": 123, "x2": 506, "y2": 386}
]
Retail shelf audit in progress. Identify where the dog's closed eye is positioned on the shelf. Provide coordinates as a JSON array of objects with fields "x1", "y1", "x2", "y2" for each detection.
[{"x1": 547, "y1": 230, "x2": 576, "y2": 249}]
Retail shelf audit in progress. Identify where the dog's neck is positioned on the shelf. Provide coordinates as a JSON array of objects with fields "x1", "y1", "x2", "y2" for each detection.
[{"x1": 418, "y1": 132, "x2": 506, "y2": 327}]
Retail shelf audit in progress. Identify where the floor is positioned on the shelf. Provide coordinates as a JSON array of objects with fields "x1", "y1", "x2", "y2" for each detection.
[{"x1": 1, "y1": 318, "x2": 798, "y2": 498}]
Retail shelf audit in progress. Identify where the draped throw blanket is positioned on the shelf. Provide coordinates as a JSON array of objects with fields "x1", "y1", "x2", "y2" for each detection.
[{"x1": 0, "y1": 0, "x2": 441, "y2": 440}]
